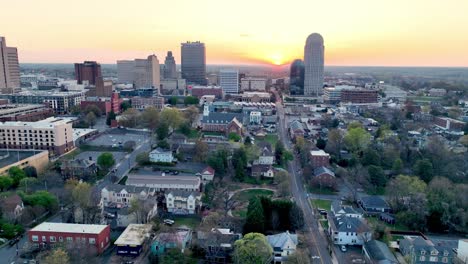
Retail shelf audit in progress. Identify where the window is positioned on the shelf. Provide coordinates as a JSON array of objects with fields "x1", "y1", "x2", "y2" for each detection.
[
  {"x1": 421, "y1": 250, "x2": 426, "y2": 255},
  {"x1": 101, "y1": 242, "x2": 104, "y2": 248},
  {"x1": 42, "y1": 236, "x2": 46, "y2": 242},
  {"x1": 32, "y1": 235, "x2": 39, "y2": 242},
  {"x1": 59, "y1": 237, "x2": 63, "y2": 242},
  {"x1": 444, "y1": 251, "x2": 449, "y2": 256},
  {"x1": 106, "y1": 237, "x2": 109, "y2": 243},
  {"x1": 442, "y1": 257, "x2": 448, "y2": 263},
  {"x1": 429, "y1": 256, "x2": 438, "y2": 262},
  {"x1": 50, "y1": 236, "x2": 56, "y2": 242},
  {"x1": 89, "y1": 238, "x2": 96, "y2": 244},
  {"x1": 420, "y1": 256, "x2": 426, "y2": 261}
]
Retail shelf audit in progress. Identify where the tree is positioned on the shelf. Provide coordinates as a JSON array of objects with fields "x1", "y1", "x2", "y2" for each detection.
[
  {"x1": 136, "y1": 152, "x2": 150, "y2": 165},
  {"x1": 289, "y1": 203, "x2": 304, "y2": 230},
  {"x1": 459, "y1": 135, "x2": 468, "y2": 147},
  {"x1": 160, "y1": 108, "x2": 184, "y2": 129},
  {"x1": 244, "y1": 136, "x2": 252, "y2": 146},
  {"x1": 361, "y1": 148, "x2": 381, "y2": 166},
  {"x1": 106, "y1": 110, "x2": 116, "y2": 126},
  {"x1": 413, "y1": 159, "x2": 434, "y2": 183},
  {"x1": 347, "y1": 121, "x2": 363, "y2": 130},
  {"x1": 344, "y1": 127, "x2": 371, "y2": 153},
  {"x1": 8, "y1": 166, "x2": 26, "y2": 187},
  {"x1": 0, "y1": 176, "x2": 13, "y2": 191},
  {"x1": 233, "y1": 233, "x2": 273, "y2": 264},
  {"x1": 156, "y1": 121, "x2": 170, "y2": 140},
  {"x1": 228, "y1": 132, "x2": 242, "y2": 142},
  {"x1": 386, "y1": 175, "x2": 427, "y2": 210},
  {"x1": 316, "y1": 138, "x2": 326, "y2": 150},
  {"x1": 140, "y1": 107, "x2": 160, "y2": 130},
  {"x1": 275, "y1": 140, "x2": 285, "y2": 165},
  {"x1": 21, "y1": 190, "x2": 59, "y2": 212},
  {"x1": 184, "y1": 105, "x2": 199, "y2": 126},
  {"x1": 392, "y1": 158, "x2": 403, "y2": 175},
  {"x1": 193, "y1": 140, "x2": 209, "y2": 162},
  {"x1": 184, "y1": 96, "x2": 199, "y2": 105},
  {"x1": 43, "y1": 248, "x2": 70, "y2": 264},
  {"x1": 84, "y1": 105, "x2": 102, "y2": 117},
  {"x1": 169, "y1": 96, "x2": 178, "y2": 106},
  {"x1": 325, "y1": 129, "x2": 345, "y2": 158},
  {"x1": 120, "y1": 100, "x2": 131, "y2": 111},
  {"x1": 97, "y1": 152, "x2": 115, "y2": 171},
  {"x1": 157, "y1": 139, "x2": 170, "y2": 149},
  {"x1": 85, "y1": 112, "x2": 97, "y2": 128},
  {"x1": 244, "y1": 197, "x2": 265, "y2": 234},
  {"x1": 119, "y1": 108, "x2": 140, "y2": 128},
  {"x1": 368, "y1": 165, "x2": 387, "y2": 188},
  {"x1": 285, "y1": 250, "x2": 311, "y2": 264},
  {"x1": 70, "y1": 105, "x2": 81, "y2": 116}
]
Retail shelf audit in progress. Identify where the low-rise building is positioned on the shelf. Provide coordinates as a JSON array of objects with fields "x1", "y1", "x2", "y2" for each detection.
[
  {"x1": 310, "y1": 150, "x2": 330, "y2": 168},
  {"x1": 249, "y1": 111, "x2": 262, "y2": 124},
  {"x1": 341, "y1": 89, "x2": 378, "y2": 104},
  {"x1": 151, "y1": 229, "x2": 192, "y2": 255},
  {"x1": 251, "y1": 164, "x2": 274, "y2": 178},
  {"x1": 0, "y1": 104, "x2": 53, "y2": 122},
  {"x1": 358, "y1": 196, "x2": 391, "y2": 214},
  {"x1": 330, "y1": 201, "x2": 363, "y2": 218},
  {"x1": 0, "y1": 194, "x2": 24, "y2": 222},
  {"x1": 240, "y1": 78, "x2": 267, "y2": 91},
  {"x1": 60, "y1": 158, "x2": 97, "y2": 181},
  {"x1": 289, "y1": 120, "x2": 305, "y2": 140},
  {"x1": 257, "y1": 144, "x2": 275, "y2": 165},
  {"x1": 363, "y1": 240, "x2": 398, "y2": 264},
  {"x1": 100, "y1": 184, "x2": 156, "y2": 208},
  {"x1": 197, "y1": 228, "x2": 242, "y2": 263},
  {"x1": 200, "y1": 166, "x2": 215, "y2": 182},
  {"x1": 131, "y1": 96, "x2": 165, "y2": 110},
  {"x1": 434, "y1": 117, "x2": 466, "y2": 131},
  {"x1": 28, "y1": 222, "x2": 111, "y2": 254},
  {"x1": 80, "y1": 92, "x2": 122, "y2": 114},
  {"x1": 115, "y1": 224, "x2": 152, "y2": 256},
  {"x1": 267, "y1": 231, "x2": 298, "y2": 264},
  {"x1": 189, "y1": 85, "x2": 224, "y2": 99},
  {"x1": 165, "y1": 190, "x2": 202, "y2": 215},
  {"x1": 201, "y1": 112, "x2": 244, "y2": 136},
  {"x1": 126, "y1": 174, "x2": 201, "y2": 192},
  {"x1": 328, "y1": 216, "x2": 371, "y2": 246},
  {"x1": 428, "y1": 88, "x2": 447, "y2": 97},
  {"x1": 0, "y1": 149, "x2": 49, "y2": 175},
  {"x1": 400, "y1": 236, "x2": 454, "y2": 264},
  {"x1": 149, "y1": 148, "x2": 174, "y2": 163},
  {"x1": 312, "y1": 166, "x2": 336, "y2": 189}
]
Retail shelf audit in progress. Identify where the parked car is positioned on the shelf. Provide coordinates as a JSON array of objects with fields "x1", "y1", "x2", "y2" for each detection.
[
  {"x1": 341, "y1": 245, "x2": 347, "y2": 252},
  {"x1": 163, "y1": 219, "x2": 175, "y2": 226}
]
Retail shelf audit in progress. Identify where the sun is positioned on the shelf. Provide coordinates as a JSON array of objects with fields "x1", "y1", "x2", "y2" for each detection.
[{"x1": 269, "y1": 53, "x2": 284, "y2": 65}]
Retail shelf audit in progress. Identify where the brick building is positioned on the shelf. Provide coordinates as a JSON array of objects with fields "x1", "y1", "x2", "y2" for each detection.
[
  {"x1": 434, "y1": 117, "x2": 466, "y2": 131},
  {"x1": 341, "y1": 89, "x2": 378, "y2": 104},
  {"x1": 189, "y1": 86, "x2": 224, "y2": 99},
  {"x1": 0, "y1": 104, "x2": 53, "y2": 122},
  {"x1": 131, "y1": 96, "x2": 165, "y2": 110},
  {"x1": 28, "y1": 222, "x2": 111, "y2": 254},
  {"x1": 80, "y1": 93, "x2": 122, "y2": 115},
  {"x1": 310, "y1": 150, "x2": 330, "y2": 168}
]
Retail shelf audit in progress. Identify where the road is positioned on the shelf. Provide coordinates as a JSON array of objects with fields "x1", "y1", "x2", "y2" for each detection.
[{"x1": 275, "y1": 91, "x2": 336, "y2": 264}]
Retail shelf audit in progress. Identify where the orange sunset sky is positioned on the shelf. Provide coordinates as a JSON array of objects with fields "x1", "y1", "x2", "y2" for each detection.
[{"x1": 1, "y1": 0, "x2": 468, "y2": 67}]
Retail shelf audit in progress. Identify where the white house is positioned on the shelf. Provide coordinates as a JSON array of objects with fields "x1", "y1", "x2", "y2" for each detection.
[
  {"x1": 165, "y1": 190, "x2": 202, "y2": 215},
  {"x1": 328, "y1": 216, "x2": 371, "y2": 246},
  {"x1": 200, "y1": 166, "x2": 215, "y2": 182},
  {"x1": 331, "y1": 201, "x2": 363, "y2": 218},
  {"x1": 257, "y1": 145, "x2": 275, "y2": 165},
  {"x1": 267, "y1": 231, "x2": 298, "y2": 263},
  {"x1": 126, "y1": 174, "x2": 201, "y2": 192},
  {"x1": 149, "y1": 148, "x2": 174, "y2": 163},
  {"x1": 100, "y1": 184, "x2": 156, "y2": 208},
  {"x1": 250, "y1": 111, "x2": 262, "y2": 124}
]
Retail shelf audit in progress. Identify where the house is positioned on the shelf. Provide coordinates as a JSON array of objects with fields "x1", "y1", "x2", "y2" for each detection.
[
  {"x1": 328, "y1": 216, "x2": 372, "y2": 246},
  {"x1": 226, "y1": 117, "x2": 244, "y2": 136},
  {"x1": 330, "y1": 200, "x2": 363, "y2": 218},
  {"x1": 289, "y1": 120, "x2": 305, "y2": 140},
  {"x1": 100, "y1": 184, "x2": 156, "y2": 208},
  {"x1": 358, "y1": 196, "x2": 391, "y2": 214},
  {"x1": 201, "y1": 166, "x2": 215, "y2": 182},
  {"x1": 197, "y1": 228, "x2": 242, "y2": 263},
  {"x1": 201, "y1": 112, "x2": 244, "y2": 135},
  {"x1": 267, "y1": 231, "x2": 298, "y2": 264},
  {"x1": 165, "y1": 190, "x2": 202, "y2": 215},
  {"x1": 103, "y1": 206, "x2": 136, "y2": 228},
  {"x1": 149, "y1": 148, "x2": 174, "y2": 163},
  {"x1": 60, "y1": 158, "x2": 97, "y2": 180},
  {"x1": 379, "y1": 213, "x2": 396, "y2": 225},
  {"x1": 169, "y1": 133, "x2": 187, "y2": 144},
  {"x1": 312, "y1": 166, "x2": 336, "y2": 189},
  {"x1": 251, "y1": 164, "x2": 274, "y2": 178},
  {"x1": 257, "y1": 144, "x2": 275, "y2": 165},
  {"x1": 115, "y1": 224, "x2": 152, "y2": 256},
  {"x1": 151, "y1": 229, "x2": 192, "y2": 255},
  {"x1": 126, "y1": 174, "x2": 201, "y2": 192},
  {"x1": 28, "y1": 222, "x2": 111, "y2": 254},
  {"x1": 0, "y1": 194, "x2": 24, "y2": 222},
  {"x1": 400, "y1": 236, "x2": 454, "y2": 264},
  {"x1": 310, "y1": 150, "x2": 330, "y2": 168},
  {"x1": 363, "y1": 240, "x2": 398, "y2": 264}
]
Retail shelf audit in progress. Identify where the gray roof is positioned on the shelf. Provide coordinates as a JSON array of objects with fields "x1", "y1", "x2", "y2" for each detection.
[
  {"x1": 102, "y1": 184, "x2": 153, "y2": 194},
  {"x1": 290, "y1": 120, "x2": 304, "y2": 132},
  {"x1": 202, "y1": 112, "x2": 244, "y2": 124},
  {"x1": 364, "y1": 240, "x2": 398, "y2": 264},
  {"x1": 126, "y1": 174, "x2": 201, "y2": 187},
  {"x1": 359, "y1": 196, "x2": 390, "y2": 209},
  {"x1": 166, "y1": 190, "x2": 201, "y2": 198},
  {"x1": 314, "y1": 166, "x2": 335, "y2": 177},
  {"x1": 267, "y1": 231, "x2": 298, "y2": 250},
  {"x1": 332, "y1": 216, "x2": 370, "y2": 233}
]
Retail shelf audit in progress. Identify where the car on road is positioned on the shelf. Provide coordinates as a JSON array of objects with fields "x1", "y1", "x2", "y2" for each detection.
[
  {"x1": 341, "y1": 245, "x2": 347, "y2": 252},
  {"x1": 163, "y1": 219, "x2": 175, "y2": 226}
]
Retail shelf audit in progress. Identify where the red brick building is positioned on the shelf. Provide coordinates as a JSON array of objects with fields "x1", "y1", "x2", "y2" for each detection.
[
  {"x1": 28, "y1": 222, "x2": 111, "y2": 254},
  {"x1": 434, "y1": 116, "x2": 466, "y2": 131},
  {"x1": 190, "y1": 86, "x2": 224, "y2": 99},
  {"x1": 341, "y1": 89, "x2": 378, "y2": 104},
  {"x1": 310, "y1": 150, "x2": 330, "y2": 168},
  {"x1": 80, "y1": 92, "x2": 122, "y2": 115},
  {"x1": 312, "y1": 166, "x2": 336, "y2": 189}
]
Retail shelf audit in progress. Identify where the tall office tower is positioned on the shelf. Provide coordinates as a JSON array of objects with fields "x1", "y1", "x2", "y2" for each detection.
[
  {"x1": 289, "y1": 59, "x2": 305, "y2": 95},
  {"x1": 181, "y1": 41, "x2": 207, "y2": 85},
  {"x1": 74, "y1": 61, "x2": 103, "y2": 86},
  {"x1": 219, "y1": 69, "x2": 239, "y2": 94},
  {"x1": 0, "y1": 36, "x2": 20, "y2": 94},
  {"x1": 164, "y1": 51, "x2": 177, "y2": 79},
  {"x1": 117, "y1": 60, "x2": 135, "y2": 84},
  {"x1": 303, "y1": 33, "x2": 324, "y2": 96},
  {"x1": 117, "y1": 55, "x2": 160, "y2": 91}
]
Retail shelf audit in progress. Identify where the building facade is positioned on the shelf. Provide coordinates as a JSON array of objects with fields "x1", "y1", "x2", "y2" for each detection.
[
  {"x1": 341, "y1": 89, "x2": 378, "y2": 104},
  {"x1": 165, "y1": 190, "x2": 202, "y2": 215},
  {"x1": 117, "y1": 55, "x2": 161, "y2": 90},
  {"x1": 28, "y1": 222, "x2": 111, "y2": 254},
  {"x1": 0, "y1": 117, "x2": 75, "y2": 155},
  {"x1": 240, "y1": 77, "x2": 267, "y2": 91},
  {"x1": 190, "y1": 86, "x2": 224, "y2": 99},
  {"x1": 310, "y1": 150, "x2": 330, "y2": 168},
  {"x1": 149, "y1": 148, "x2": 174, "y2": 163},
  {"x1": 0, "y1": 36, "x2": 20, "y2": 94},
  {"x1": 303, "y1": 33, "x2": 324, "y2": 96},
  {"x1": 131, "y1": 96, "x2": 165, "y2": 110},
  {"x1": 0, "y1": 91, "x2": 86, "y2": 114},
  {"x1": 163, "y1": 51, "x2": 177, "y2": 79},
  {"x1": 181, "y1": 41, "x2": 207, "y2": 85},
  {"x1": 289, "y1": 59, "x2": 305, "y2": 96},
  {"x1": 219, "y1": 69, "x2": 239, "y2": 94},
  {"x1": 0, "y1": 104, "x2": 53, "y2": 122},
  {"x1": 126, "y1": 174, "x2": 201, "y2": 192}
]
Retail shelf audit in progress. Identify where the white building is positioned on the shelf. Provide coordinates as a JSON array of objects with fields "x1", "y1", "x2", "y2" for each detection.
[
  {"x1": 240, "y1": 77, "x2": 266, "y2": 91},
  {"x1": 304, "y1": 33, "x2": 324, "y2": 96},
  {"x1": 200, "y1": 166, "x2": 215, "y2": 182},
  {"x1": 0, "y1": 117, "x2": 74, "y2": 155},
  {"x1": 149, "y1": 148, "x2": 174, "y2": 163},
  {"x1": 160, "y1": 79, "x2": 186, "y2": 90},
  {"x1": 165, "y1": 190, "x2": 202, "y2": 215},
  {"x1": 100, "y1": 184, "x2": 156, "y2": 208},
  {"x1": 249, "y1": 111, "x2": 262, "y2": 124},
  {"x1": 267, "y1": 231, "x2": 298, "y2": 263},
  {"x1": 257, "y1": 146, "x2": 275, "y2": 165},
  {"x1": 458, "y1": 239, "x2": 468, "y2": 264},
  {"x1": 219, "y1": 69, "x2": 239, "y2": 94},
  {"x1": 328, "y1": 216, "x2": 371, "y2": 246},
  {"x1": 117, "y1": 55, "x2": 160, "y2": 90},
  {"x1": 126, "y1": 174, "x2": 201, "y2": 192}
]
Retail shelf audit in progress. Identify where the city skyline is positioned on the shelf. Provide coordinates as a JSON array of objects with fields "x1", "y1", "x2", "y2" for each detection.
[{"x1": 1, "y1": 0, "x2": 468, "y2": 67}]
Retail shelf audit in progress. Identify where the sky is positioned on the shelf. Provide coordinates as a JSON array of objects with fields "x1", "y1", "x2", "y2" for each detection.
[{"x1": 1, "y1": 0, "x2": 468, "y2": 67}]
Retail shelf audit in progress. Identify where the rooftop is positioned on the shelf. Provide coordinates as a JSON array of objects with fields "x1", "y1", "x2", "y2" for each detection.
[
  {"x1": 0, "y1": 149, "x2": 48, "y2": 168},
  {"x1": 127, "y1": 174, "x2": 201, "y2": 187},
  {"x1": 0, "y1": 117, "x2": 73, "y2": 128},
  {"x1": 114, "y1": 224, "x2": 152, "y2": 246},
  {"x1": 310, "y1": 149, "x2": 330, "y2": 156},
  {"x1": 30, "y1": 222, "x2": 108, "y2": 234}
]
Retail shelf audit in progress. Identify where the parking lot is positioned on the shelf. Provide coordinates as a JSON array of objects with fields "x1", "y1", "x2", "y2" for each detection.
[
  {"x1": 76, "y1": 151, "x2": 126, "y2": 163},
  {"x1": 86, "y1": 129, "x2": 148, "y2": 148}
]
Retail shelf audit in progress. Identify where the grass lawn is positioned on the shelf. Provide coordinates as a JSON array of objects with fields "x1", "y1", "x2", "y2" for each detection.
[
  {"x1": 367, "y1": 217, "x2": 409, "y2": 231},
  {"x1": 243, "y1": 177, "x2": 273, "y2": 185},
  {"x1": 308, "y1": 186, "x2": 337, "y2": 195},
  {"x1": 234, "y1": 189, "x2": 274, "y2": 202},
  {"x1": 310, "y1": 199, "x2": 332, "y2": 210},
  {"x1": 255, "y1": 134, "x2": 278, "y2": 147},
  {"x1": 320, "y1": 220, "x2": 329, "y2": 229},
  {"x1": 173, "y1": 217, "x2": 201, "y2": 229}
]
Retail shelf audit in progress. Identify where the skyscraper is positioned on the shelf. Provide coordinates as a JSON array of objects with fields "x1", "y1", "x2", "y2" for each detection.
[
  {"x1": 303, "y1": 33, "x2": 324, "y2": 96},
  {"x1": 0, "y1": 36, "x2": 20, "y2": 94},
  {"x1": 164, "y1": 51, "x2": 177, "y2": 79},
  {"x1": 289, "y1": 59, "x2": 305, "y2": 95},
  {"x1": 117, "y1": 55, "x2": 161, "y2": 91},
  {"x1": 219, "y1": 69, "x2": 239, "y2": 94},
  {"x1": 74, "y1": 61, "x2": 102, "y2": 86},
  {"x1": 181, "y1": 41, "x2": 207, "y2": 85}
]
